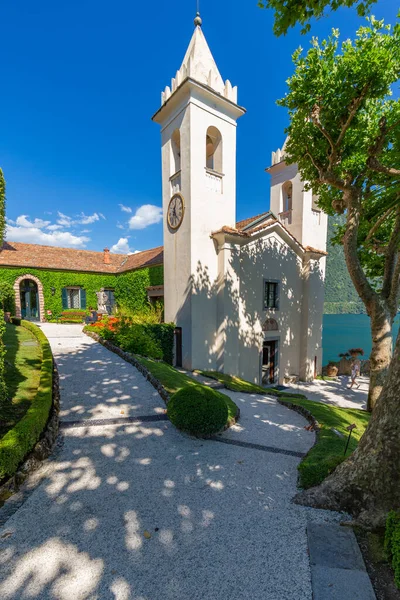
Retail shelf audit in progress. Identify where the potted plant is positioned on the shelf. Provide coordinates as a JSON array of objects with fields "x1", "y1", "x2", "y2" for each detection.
[{"x1": 326, "y1": 361, "x2": 339, "y2": 377}]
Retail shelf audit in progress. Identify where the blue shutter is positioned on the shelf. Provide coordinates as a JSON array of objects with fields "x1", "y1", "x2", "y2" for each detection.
[
  {"x1": 80, "y1": 289, "x2": 87, "y2": 309},
  {"x1": 61, "y1": 288, "x2": 68, "y2": 309}
]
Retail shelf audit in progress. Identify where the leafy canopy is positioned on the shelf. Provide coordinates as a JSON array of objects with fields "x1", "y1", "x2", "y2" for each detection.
[
  {"x1": 258, "y1": 0, "x2": 377, "y2": 36},
  {"x1": 279, "y1": 17, "x2": 400, "y2": 283}
]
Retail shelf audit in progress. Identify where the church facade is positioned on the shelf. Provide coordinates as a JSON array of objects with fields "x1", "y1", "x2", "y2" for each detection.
[
  {"x1": 0, "y1": 17, "x2": 327, "y2": 385},
  {"x1": 153, "y1": 18, "x2": 328, "y2": 384}
]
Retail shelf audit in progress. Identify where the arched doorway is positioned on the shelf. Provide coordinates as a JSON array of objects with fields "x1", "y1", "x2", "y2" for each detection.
[
  {"x1": 19, "y1": 279, "x2": 40, "y2": 321},
  {"x1": 14, "y1": 274, "x2": 45, "y2": 322}
]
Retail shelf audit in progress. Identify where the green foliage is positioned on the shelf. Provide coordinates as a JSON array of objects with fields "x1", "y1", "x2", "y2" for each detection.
[
  {"x1": 114, "y1": 266, "x2": 163, "y2": 313},
  {"x1": 0, "y1": 310, "x2": 7, "y2": 406},
  {"x1": 279, "y1": 18, "x2": 400, "y2": 307},
  {"x1": 258, "y1": 0, "x2": 377, "y2": 36},
  {"x1": 197, "y1": 370, "x2": 307, "y2": 399},
  {"x1": 279, "y1": 397, "x2": 370, "y2": 488},
  {"x1": 0, "y1": 281, "x2": 15, "y2": 314},
  {"x1": 0, "y1": 264, "x2": 164, "y2": 319},
  {"x1": 0, "y1": 169, "x2": 6, "y2": 247},
  {"x1": 0, "y1": 321, "x2": 53, "y2": 482},
  {"x1": 385, "y1": 510, "x2": 400, "y2": 588},
  {"x1": 1, "y1": 323, "x2": 42, "y2": 437},
  {"x1": 324, "y1": 215, "x2": 366, "y2": 313},
  {"x1": 0, "y1": 267, "x2": 116, "y2": 317},
  {"x1": 88, "y1": 318, "x2": 175, "y2": 363},
  {"x1": 168, "y1": 385, "x2": 229, "y2": 437}
]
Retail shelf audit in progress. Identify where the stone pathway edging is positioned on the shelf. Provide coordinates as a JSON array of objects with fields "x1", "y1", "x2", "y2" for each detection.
[{"x1": 0, "y1": 362, "x2": 61, "y2": 503}]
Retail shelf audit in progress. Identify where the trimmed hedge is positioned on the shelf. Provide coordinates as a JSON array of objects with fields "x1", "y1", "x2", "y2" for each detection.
[
  {"x1": 0, "y1": 321, "x2": 53, "y2": 482},
  {"x1": 385, "y1": 510, "x2": 400, "y2": 588},
  {"x1": 0, "y1": 309, "x2": 6, "y2": 404},
  {"x1": 167, "y1": 385, "x2": 229, "y2": 436}
]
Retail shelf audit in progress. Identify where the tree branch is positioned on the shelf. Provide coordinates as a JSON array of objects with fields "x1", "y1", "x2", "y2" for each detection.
[
  {"x1": 310, "y1": 104, "x2": 337, "y2": 164},
  {"x1": 365, "y1": 206, "x2": 396, "y2": 243},
  {"x1": 383, "y1": 206, "x2": 400, "y2": 303},
  {"x1": 367, "y1": 157, "x2": 400, "y2": 177},
  {"x1": 342, "y1": 190, "x2": 377, "y2": 313},
  {"x1": 388, "y1": 251, "x2": 400, "y2": 318},
  {"x1": 336, "y1": 83, "x2": 370, "y2": 147}
]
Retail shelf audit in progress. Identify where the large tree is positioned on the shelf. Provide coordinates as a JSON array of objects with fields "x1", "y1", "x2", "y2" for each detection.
[
  {"x1": 296, "y1": 327, "x2": 400, "y2": 527},
  {"x1": 258, "y1": 0, "x2": 377, "y2": 36},
  {"x1": 278, "y1": 18, "x2": 400, "y2": 410}
]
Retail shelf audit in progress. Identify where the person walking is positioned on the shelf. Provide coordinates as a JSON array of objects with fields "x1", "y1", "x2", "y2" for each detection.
[{"x1": 348, "y1": 357, "x2": 361, "y2": 389}]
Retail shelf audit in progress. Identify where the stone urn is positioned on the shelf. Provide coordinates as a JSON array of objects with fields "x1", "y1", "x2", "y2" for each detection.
[{"x1": 327, "y1": 363, "x2": 339, "y2": 377}]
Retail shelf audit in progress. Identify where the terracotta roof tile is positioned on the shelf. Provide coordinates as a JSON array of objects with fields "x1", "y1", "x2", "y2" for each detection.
[
  {"x1": 235, "y1": 212, "x2": 271, "y2": 230},
  {"x1": 118, "y1": 246, "x2": 163, "y2": 272},
  {"x1": 0, "y1": 241, "x2": 163, "y2": 274}
]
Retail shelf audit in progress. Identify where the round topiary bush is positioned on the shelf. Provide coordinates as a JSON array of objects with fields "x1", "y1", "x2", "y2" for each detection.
[{"x1": 167, "y1": 385, "x2": 229, "y2": 437}]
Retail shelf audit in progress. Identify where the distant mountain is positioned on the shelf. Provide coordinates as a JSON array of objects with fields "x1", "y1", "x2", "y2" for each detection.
[{"x1": 324, "y1": 215, "x2": 366, "y2": 314}]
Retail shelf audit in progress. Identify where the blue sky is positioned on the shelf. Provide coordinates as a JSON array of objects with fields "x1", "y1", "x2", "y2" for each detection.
[{"x1": 1, "y1": 0, "x2": 397, "y2": 254}]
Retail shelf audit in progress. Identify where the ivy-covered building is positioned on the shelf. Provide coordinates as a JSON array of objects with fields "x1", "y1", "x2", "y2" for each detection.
[{"x1": 0, "y1": 242, "x2": 163, "y2": 320}]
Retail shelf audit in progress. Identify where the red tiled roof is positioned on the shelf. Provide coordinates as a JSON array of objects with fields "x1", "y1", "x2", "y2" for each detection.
[
  {"x1": 235, "y1": 212, "x2": 271, "y2": 230},
  {"x1": 0, "y1": 241, "x2": 163, "y2": 274},
  {"x1": 118, "y1": 246, "x2": 163, "y2": 272}
]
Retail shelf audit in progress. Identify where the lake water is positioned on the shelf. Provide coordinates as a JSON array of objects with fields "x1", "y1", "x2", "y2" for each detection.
[{"x1": 322, "y1": 313, "x2": 400, "y2": 365}]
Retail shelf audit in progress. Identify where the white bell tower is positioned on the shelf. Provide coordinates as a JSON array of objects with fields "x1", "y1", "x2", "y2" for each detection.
[{"x1": 152, "y1": 14, "x2": 245, "y2": 370}]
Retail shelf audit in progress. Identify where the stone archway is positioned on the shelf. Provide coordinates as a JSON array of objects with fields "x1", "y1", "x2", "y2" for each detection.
[{"x1": 14, "y1": 274, "x2": 45, "y2": 322}]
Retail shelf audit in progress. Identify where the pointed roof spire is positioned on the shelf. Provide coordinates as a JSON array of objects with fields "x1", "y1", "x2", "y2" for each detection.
[
  {"x1": 157, "y1": 12, "x2": 239, "y2": 108},
  {"x1": 179, "y1": 22, "x2": 225, "y2": 94}
]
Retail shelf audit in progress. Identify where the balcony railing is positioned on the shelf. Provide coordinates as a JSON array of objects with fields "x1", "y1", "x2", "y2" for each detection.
[{"x1": 278, "y1": 209, "x2": 292, "y2": 226}]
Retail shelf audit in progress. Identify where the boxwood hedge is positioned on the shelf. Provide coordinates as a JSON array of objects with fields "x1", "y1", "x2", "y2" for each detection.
[
  {"x1": 0, "y1": 321, "x2": 53, "y2": 482},
  {"x1": 385, "y1": 510, "x2": 400, "y2": 588}
]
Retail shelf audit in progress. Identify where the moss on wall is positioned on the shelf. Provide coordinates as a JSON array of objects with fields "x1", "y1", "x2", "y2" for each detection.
[{"x1": 0, "y1": 264, "x2": 164, "y2": 317}]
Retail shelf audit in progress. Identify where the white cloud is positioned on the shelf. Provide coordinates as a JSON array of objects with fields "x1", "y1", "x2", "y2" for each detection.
[
  {"x1": 78, "y1": 212, "x2": 101, "y2": 225},
  {"x1": 46, "y1": 224, "x2": 63, "y2": 231},
  {"x1": 119, "y1": 204, "x2": 132, "y2": 213},
  {"x1": 6, "y1": 224, "x2": 89, "y2": 248},
  {"x1": 80, "y1": 229, "x2": 91, "y2": 233},
  {"x1": 16, "y1": 215, "x2": 51, "y2": 229},
  {"x1": 110, "y1": 237, "x2": 134, "y2": 254},
  {"x1": 57, "y1": 211, "x2": 73, "y2": 227},
  {"x1": 128, "y1": 204, "x2": 163, "y2": 230}
]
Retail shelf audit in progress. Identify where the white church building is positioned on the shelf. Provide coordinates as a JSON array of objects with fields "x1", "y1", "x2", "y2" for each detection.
[{"x1": 152, "y1": 14, "x2": 328, "y2": 385}]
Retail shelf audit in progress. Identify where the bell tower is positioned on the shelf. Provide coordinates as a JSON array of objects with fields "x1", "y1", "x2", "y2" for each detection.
[{"x1": 152, "y1": 14, "x2": 245, "y2": 370}]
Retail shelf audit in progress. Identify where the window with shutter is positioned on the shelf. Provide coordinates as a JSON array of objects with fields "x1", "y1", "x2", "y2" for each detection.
[{"x1": 263, "y1": 281, "x2": 279, "y2": 310}]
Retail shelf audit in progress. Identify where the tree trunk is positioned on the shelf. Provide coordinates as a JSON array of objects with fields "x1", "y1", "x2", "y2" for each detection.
[
  {"x1": 367, "y1": 307, "x2": 393, "y2": 411},
  {"x1": 294, "y1": 330, "x2": 400, "y2": 529}
]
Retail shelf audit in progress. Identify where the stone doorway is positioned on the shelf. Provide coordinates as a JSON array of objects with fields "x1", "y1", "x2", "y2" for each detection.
[{"x1": 14, "y1": 274, "x2": 45, "y2": 322}]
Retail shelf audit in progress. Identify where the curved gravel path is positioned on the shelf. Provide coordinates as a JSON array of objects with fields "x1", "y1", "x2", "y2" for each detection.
[{"x1": 0, "y1": 324, "x2": 342, "y2": 600}]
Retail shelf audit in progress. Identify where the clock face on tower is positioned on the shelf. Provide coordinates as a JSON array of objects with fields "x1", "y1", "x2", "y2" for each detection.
[{"x1": 167, "y1": 193, "x2": 185, "y2": 230}]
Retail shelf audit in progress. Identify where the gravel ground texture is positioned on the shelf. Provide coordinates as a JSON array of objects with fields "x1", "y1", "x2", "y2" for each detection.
[{"x1": 0, "y1": 324, "x2": 345, "y2": 600}]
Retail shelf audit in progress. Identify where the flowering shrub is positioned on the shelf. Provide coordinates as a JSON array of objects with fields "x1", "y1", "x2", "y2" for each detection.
[{"x1": 86, "y1": 316, "x2": 174, "y2": 363}]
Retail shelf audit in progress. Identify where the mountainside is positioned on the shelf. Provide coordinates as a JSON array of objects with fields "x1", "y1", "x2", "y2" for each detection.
[{"x1": 324, "y1": 215, "x2": 366, "y2": 314}]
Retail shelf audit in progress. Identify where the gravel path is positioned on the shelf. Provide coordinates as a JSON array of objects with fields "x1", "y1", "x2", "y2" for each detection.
[
  {"x1": 0, "y1": 325, "x2": 343, "y2": 600},
  {"x1": 285, "y1": 376, "x2": 369, "y2": 410}
]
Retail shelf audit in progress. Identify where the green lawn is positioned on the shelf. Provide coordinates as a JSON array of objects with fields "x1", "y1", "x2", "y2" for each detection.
[
  {"x1": 135, "y1": 357, "x2": 238, "y2": 424},
  {"x1": 279, "y1": 396, "x2": 370, "y2": 488},
  {"x1": 0, "y1": 323, "x2": 42, "y2": 437},
  {"x1": 196, "y1": 370, "x2": 307, "y2": 399}
]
